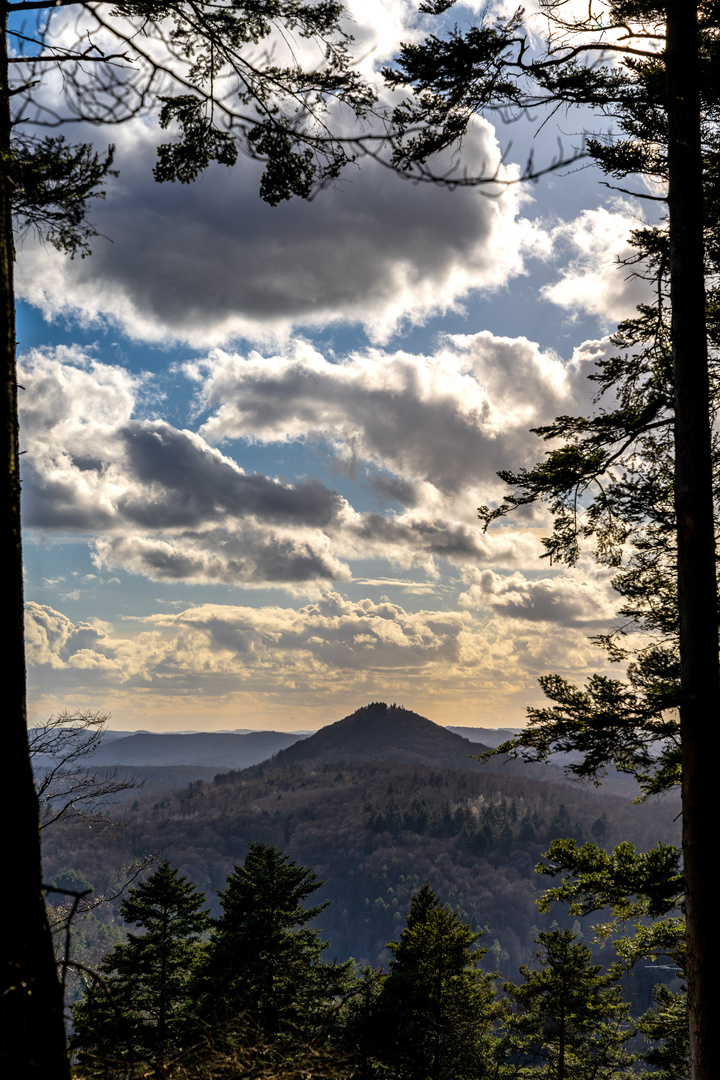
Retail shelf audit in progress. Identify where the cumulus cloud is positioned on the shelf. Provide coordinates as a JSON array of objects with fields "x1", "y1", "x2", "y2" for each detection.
[
  {"x1": 14, "y1": 0, "x2": 540, "y2": 349},
  {"x1": 26, "y1": 593, "x2": 619, "y2": 729},
  {"x1": 22, "y1": 343, "x2": 567, "y2": 589},
  {"x1": 458, "y1": 565, "x2": 619, "y2": 628},
  {"x1": 189, "y1": 332, "x2": 582, "y2": 500},
  {"x1": 20, "y1": 347, "x2": 355, "y2": 588},
  {"x1": 541, "y1": 202, "x2": 653, "y2": 324},
  {"x1": 16, "y1": 103, "x2": 538, "y2": 346}
]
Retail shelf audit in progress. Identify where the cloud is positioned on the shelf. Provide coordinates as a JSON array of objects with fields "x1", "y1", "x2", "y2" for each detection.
[
  {"x1": 190, "y1": 332, "x2": 581, "y2": 498},
  {"x1": 540, "y1": 202, "x2": 653, "y2": 324},
  {"x1": 458, "y1": 565, "x2": 619, "y2": 628},
  {"x1": 20, "y1": 347, "x2": 354, "y2": 588},
  {"x1": 19, "y1": 334, "x2": 602, "y2": 589},
  {"x1": 26, "y1": 592, "x2": 621, "y2": 728},
  {"x1": 15, "y1": 102, "x2": 538, "y2": 347}
]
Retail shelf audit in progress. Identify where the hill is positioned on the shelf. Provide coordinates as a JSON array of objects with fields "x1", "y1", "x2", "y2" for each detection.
[
  {"x1": 264, "y1": 702, "x2": 574, "y2": 787},
  {"x1": 269, "y1": 702, "x2": 519, "y2": 772},
  {"x1": 447, "y1": 726, "x2": 522, "y2": 746},
  {"x1": 42, "y1": 704, "x2": 680, "y2": 983},
  {"x1": 89, "y1": 730, "x2": 306, "y2": 769}
]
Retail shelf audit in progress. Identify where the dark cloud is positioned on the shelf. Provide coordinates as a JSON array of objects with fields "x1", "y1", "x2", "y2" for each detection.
[
  {"x1": 18, "y1": 117, "x2": 529, "y2": 343},
  {"x1": 119, "y1": 421, "x2": 345, "y2": 528},
  {"x1": 96, "y1": 527, "x2": 350, "y2": 585},
  {"x1": 461, "y1": 568, "x2": 617, "y2": 628}
]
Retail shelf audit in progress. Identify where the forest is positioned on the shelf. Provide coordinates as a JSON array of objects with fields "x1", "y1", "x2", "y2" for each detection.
[
  {"x1": 58, "y1": 838, "x2": 684, "y2": 1080},
  {"x1": 39, "y1": 704, "x2": 684, "y2": 1077}
]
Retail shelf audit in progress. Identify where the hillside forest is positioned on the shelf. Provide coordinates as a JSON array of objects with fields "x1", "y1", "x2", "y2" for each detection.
[{"x1": 41, "y1": 703, "x2": 685, "y2": 1078}]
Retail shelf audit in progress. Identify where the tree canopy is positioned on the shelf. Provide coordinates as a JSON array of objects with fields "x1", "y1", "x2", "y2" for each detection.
[
  {"x1": 72, "y1": 861, "x2": 210, "y2": 1071},
  {"x1": 199, "y1": 843, "x2": 351, "y2": 1043},
  {"x1": 372, "y1": 882, "x2": 501, "y2": 1080},
  {"x1": 385, "y1": 7, "x2": 720, "y2": 1077}
]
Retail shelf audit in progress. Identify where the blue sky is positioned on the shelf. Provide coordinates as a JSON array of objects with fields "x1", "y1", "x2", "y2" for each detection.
[{"x1": 18, "y1": 2, "x2": 660, "y2": 731}]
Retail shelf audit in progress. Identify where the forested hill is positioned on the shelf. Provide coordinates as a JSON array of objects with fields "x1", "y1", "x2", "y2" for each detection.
[
  {"x1": 42, "y1": 703, "x2": 681, "y2": 982},
  {"x1": 264, "y1": 702, "x2": 552, "y2": 778},
  {"x1": 89, "y1": 730, "x2": 306, "y2": 768}
]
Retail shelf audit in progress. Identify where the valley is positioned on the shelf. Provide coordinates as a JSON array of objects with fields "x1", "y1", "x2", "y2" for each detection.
[{"x1": 43, "y1": 703, "x2": 680, "y2": 992}]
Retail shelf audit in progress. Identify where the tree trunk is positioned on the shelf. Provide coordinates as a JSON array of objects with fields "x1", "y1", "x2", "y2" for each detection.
[
  {"x1": 665, "y1": 5, "x2": 720, "y2": 1080},
  {"x1": 0, "y1": 7, "x2": 70, "y2": 1076}
]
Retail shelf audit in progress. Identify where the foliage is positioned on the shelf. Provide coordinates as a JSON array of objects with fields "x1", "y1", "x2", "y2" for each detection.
[
  {"x1": 536, "y1": 839, "x2": 683, "y2": 926},
  {"x1": 72, "y1": 861, "x2": 210, "y2": 1068},
  {"x1": 474, "y1": 224, "x2": 698, "y2": 796},
  {"x1": 635, "y1": 982, "x2": 689, "y2": 1080},
  {"x1": 8, "y1": 136, "x2": 116, "y2": 257},
  {"x1": 370, "y1": 883, "x2": 502, "y2": 1080},
  {"x1": 198, "y1": 843, "x2": 353, "y2": 1042},
  {"x1": 42, "y1": 758, "x2": 681, "y2": 980},
  {"x1": 531, "y1": 838, "x2": 686, "y2": 1076},
  {"x1": 9, "y1": 2, "x2": 377, "y2": 210},
  {"x1": 502, "y1": 928, "x2": 634, "y2": 1080}
]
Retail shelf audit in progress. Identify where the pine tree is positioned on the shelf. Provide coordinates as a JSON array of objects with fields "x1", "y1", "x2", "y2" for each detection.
[
  {"x1": 199, "y1": 843, "x2": 352, "y2": 1044},
  {"x1": 1, "y1": 6, "x2": 376, "y2": 1070},
  {"x1": 72, "y1": 861, "x2": 210, "y2": 1072},
  {"x1": 372, "y1": 883, "x2": 501, "y2": 1080},
  {"x1": 384, "y1": 8, "x2": 720, "y2": 1073},
  {"x1": 503, "y1": 929, "x2": 634, "y2": 1080}
]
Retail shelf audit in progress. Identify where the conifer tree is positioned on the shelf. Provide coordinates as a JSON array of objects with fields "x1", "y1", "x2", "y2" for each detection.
[
  {"x1": 372, "y1": 883, "x2": 501, "y2": 1080},
  {"x1": 72, "y1": 861, "x2": 210, "y2": 1072},
  {"x1": 199, "y1": 843, "x2": 352, "y2": 1044},
  {"x1": 503, "y1": 928, "x2": 634, "y2": 1080}
]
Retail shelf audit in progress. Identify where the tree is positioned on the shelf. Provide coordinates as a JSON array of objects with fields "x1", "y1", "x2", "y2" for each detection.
[
  {"x1": 385, "y1": 6, "x2": 719, "y2": 1077},
  {"x1": 531, "y1": 839, "x2": 687, "y2": 1079},
  {"x1": 371, "y1": 882, "x2": 501, "y2": 1080},
  {"x1": 503, "y1": 928, "x2": 633, "y2": 1080},
  {"x1": 71, "y1": 860, "x2": 210, "y2": 1073},
  {"x1": 1, "y1": 6, "x2": 377, "y2": 1074},
  {"x1": 198, "y1": 843, "x2": 351, "y2": 1045},
  {"x1": 29, "y1": 710, "x2": 140, "y2": 831}
]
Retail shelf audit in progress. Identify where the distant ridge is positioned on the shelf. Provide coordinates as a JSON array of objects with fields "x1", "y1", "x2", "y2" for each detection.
[
  {"x1": 446, "y1": 726, "x2": 522, "y2": 747},
  {"x1": 89, "y1": 730, "x2": 306, "y2": 769},
  {"x1": 266, "y1": 702, "x2": 494, "y2": 771}
]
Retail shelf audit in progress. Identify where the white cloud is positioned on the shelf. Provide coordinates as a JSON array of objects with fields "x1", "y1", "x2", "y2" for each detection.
[
  {"x1": 26, "y1": 593, "x2": 619, "y2": 729},
  {"x1": 541, "y1": 202, "x2": 653, "y2": 324},
  {"x1": 190, "y1": 332, "x2": 580, "y2": 501},
  {"x1": 458, "y1": 565, "x2": 619, "y2": 628},
  {"x1": 21, "y1": 335, "x2": 595, "y2": 589}
]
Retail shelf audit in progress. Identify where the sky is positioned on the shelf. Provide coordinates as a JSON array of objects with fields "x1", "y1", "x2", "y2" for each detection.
[{"x1": 18, "y1": 1, "x2": 660, "y2": 732}]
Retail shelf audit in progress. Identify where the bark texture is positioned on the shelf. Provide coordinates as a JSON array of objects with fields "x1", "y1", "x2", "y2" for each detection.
[
  {"x1": 0, "y1": 7, "x2": 70, "y2": 1076},
  {"x1": 665, "y1": 5, "x2": 720, "y2": 1080}
]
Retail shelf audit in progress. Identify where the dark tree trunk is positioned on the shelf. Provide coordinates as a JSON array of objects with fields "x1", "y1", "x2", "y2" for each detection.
[
  {"x1": 665, "y1": 5, "x2": 720, "y2": 1080},
  {"x1": 0, "y1": 8, "x2": 70, "y2": 1076}
]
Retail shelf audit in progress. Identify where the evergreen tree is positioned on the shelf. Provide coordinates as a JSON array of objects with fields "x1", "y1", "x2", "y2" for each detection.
[
  {"x1": 385, "y1": 7, "x2": 720, "y2": 1073},
  {"x1": 199, "y1": 843, "x2": 352, "y2": 1043},
  {"x1": 372, "y1": 883, "x2": 501, "y2": 1080},
  {"x1": 1, "y1": 5, "x2": 376, "y2": 1071},
  {"x1": 635, "y1": 983, "x2": 689, "y2": 1080},
  {"x1": 72, "y1": 861, "x2": 210, "y2": 1072},
  {"x1": 503, "y1": 929, "x2": 634, "y2": 1080}
]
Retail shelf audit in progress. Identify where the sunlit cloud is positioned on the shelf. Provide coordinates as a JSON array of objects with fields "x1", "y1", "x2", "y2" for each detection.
[{"x1": 26, "y1": 593, "x2": 619, "y2": 729}]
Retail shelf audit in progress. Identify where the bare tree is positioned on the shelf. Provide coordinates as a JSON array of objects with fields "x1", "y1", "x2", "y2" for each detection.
[{"x1": 29, "y1": 710, "x2": 142, "y2": 831}]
